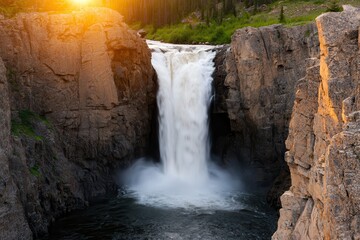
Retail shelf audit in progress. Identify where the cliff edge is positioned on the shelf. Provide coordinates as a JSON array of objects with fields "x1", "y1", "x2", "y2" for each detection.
[
  {"x1": 0, "y1": 8, "x2": 156, "y2": 238},
  {"x1": 273, "y1": 5, "x2": 360, "y2": 239},
  {"x1": 215, "y1": 23, "x2": 319, "y2": 204}
]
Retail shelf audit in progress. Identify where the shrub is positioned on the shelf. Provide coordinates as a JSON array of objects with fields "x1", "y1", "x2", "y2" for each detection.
[
  {"x1": 11, "y1": 110, "x2": 49, "y2": 140},
  {"x1": 30, "y1": 165, "x2": 41, "y2": 177},
  {"x1": 326, "y1": 0, "x2": 342, "y2": 12},
  {"x1": 168, "y1": 28, "x2": 192, "y2": 43}
]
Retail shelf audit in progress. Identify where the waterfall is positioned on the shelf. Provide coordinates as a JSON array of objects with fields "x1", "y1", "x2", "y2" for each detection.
[
  {"x1": 122, "y1": 41, "x2": 241, "y2": 210},
  {"x1": 149, "y1": 41, "x2": 215, "y2": 183}
]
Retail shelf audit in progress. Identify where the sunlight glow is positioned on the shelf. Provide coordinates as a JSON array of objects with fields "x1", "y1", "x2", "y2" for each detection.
[{"x1": 72, "y1": 0, "x2": 92, "y2": 5}]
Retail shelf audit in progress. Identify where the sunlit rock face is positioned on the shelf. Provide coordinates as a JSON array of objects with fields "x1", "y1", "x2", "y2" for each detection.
[
  {"x1": 0, "y1": 8, "x2": 155, "y2": 238},
  {"x1": 0, "y1": 7, "x2": 155, "y2": 158},
  {"x1": 273, "y1": 6, "x2": 360, "y2": 240},
  {"x1": 216, "y1": 24, "x2": 319, "y2": 203}
]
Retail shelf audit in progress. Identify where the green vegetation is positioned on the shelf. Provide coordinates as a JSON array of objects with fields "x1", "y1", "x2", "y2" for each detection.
[
  {"x1": 137, "y1": 0, "x2": 360, "y2": 44},
  {"x1": 279, "y1": 6, "x2": 285, "y2": 23},
  {"x1": 11, "y1": 110, "x2": 49, "y2": 141},
  {"x1": 327, "y1": 0, "x2": 342, "y2": 12},
  {"x1": 144, "y1": 23, "x2": 233, "y2": 44},
  {"x1": 0, "y1": 0, "x2": 360, "y2": 43},
  {"x1": 29, "y1": 164, "x2": 41, "y2": 177}
]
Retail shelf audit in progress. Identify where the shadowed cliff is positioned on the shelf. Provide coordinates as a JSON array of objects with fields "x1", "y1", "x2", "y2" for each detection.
[{"x1": 213, "y1": 23, "x2": 319, "y2": 204}]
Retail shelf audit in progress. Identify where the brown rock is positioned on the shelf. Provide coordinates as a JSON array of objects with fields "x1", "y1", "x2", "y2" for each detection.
[
  {"x1": 0, "y1": 7, "x2": 156, "y2": 237},
  {"x1": 222, "y1": 23, "x2": 319, "y2": 197},
  {"x1": 274, "y1": 6, "x2": 360, "y2": 239},
  {"x1": 0, "y1": 58, "x2": 33, "y2": 240},
  {"x1": 79, "y1": 23, "x2": 119, "y2": 109},
  {"x1": 0, "y1": 7, "x2": 155, "y2": 163}
]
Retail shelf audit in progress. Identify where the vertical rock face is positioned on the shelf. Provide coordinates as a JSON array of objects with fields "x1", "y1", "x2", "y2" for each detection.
[
  {"x1": 0, "y1": 8, "x2": 155, "y2": 161},
  {"x1": 0, "y1": 57, "x2": 32, "y2": 240},
  {"x1": 273, "y1": 6, "x2": 360, "y2": 239},
  {"x1": 222, "y1": 24, "x2": 319, "y2": 195},
  {"x1": 0, "y1": 8, "x2": 156, "y2": 238}
]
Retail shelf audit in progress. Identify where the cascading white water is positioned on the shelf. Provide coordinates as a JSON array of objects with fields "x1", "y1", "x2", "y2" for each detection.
[
  {"x1": 122, "y1": 41, "x2": 241, "y2": 210},
  {"x1": 149, "y1": 41, "x2": 215, "y2": 183}
]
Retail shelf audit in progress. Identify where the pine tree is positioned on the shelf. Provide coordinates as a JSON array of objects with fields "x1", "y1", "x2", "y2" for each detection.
[
  {"x1": 279, "y1": 5, "x2": 285, "y2": 23},
  {"x1": 253, "y1": 0, "x2": 258, "y2": 15}
]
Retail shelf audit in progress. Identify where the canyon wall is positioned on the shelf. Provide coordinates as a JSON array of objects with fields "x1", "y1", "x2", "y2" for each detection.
[
  {"x1": 273, "y1": 6, "x2": 360, "y2": 239},
  {"x1": 216, "y1": 23, "x2": 319, "y2": 202},
  {"x1": 1, "y1": 5, "x2": 359, "y2": 239},
  {"x1": 0, "y1": 8, "x2": 155, "y2": 238},
  {"x1": 0, "y1": 54, "x2": 32, "y2": 240}
]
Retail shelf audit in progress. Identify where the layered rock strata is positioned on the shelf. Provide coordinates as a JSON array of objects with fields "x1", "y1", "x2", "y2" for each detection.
[
  {"x1": 273, "y1": 6, "x2": 360, "y2": 239},
  {"x1": 0, "y1": 8, "x2": 155, "y2": 238}
]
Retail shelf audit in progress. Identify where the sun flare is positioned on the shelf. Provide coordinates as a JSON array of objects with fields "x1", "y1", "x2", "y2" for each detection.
[{"x1": 72, "y1": 0, "x2": 92, "y2": 5}]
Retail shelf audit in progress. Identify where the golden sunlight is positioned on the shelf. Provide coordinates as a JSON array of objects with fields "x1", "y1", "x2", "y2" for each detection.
[{"x1": 72, "y1": 0, "x2": 92, "y2": 5}]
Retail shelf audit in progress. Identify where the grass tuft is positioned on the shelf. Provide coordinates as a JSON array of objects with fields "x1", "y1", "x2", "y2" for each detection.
[
  {"x1": 11, "y1": 110, "x2": 50, "y2": 140},
  {"x1": 29, "y1": 164, "x2": 41, "y2": 177}
]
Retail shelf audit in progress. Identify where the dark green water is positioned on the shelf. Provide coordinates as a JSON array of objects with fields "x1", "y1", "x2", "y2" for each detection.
[{"x1": 44, "y1": 191, "x2": 277, "y2": 240}]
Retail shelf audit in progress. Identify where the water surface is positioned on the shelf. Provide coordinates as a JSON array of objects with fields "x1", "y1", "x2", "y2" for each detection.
[{"x1": 45, "y1": 191, "x2": 277, "y2": 240}]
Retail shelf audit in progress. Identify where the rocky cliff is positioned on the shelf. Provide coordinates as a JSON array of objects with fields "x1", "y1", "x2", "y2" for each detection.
[
  {"x1": 216, "y1": 23, "x2": 319, "y2": 201},
  {"x1": 0, "y1": 8, "x2": 155, "y2": 238},
  {"x1": 0, "y1": 55, "x2": 32, "y2": 240},
  {"x1": 272, "y1": 5, "x2": 360, "y2": 239}
]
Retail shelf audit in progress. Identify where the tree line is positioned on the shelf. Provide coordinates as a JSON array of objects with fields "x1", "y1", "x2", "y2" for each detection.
[
  {"x1": 109, "y1": 0, "x2": 276, "y2": 27},
  {"x1": 111, "y1": 0, "x2": 239, "y2": 27},
  {"x1": 0, "y1": 0, "x2": 276, "y2": 26}
]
